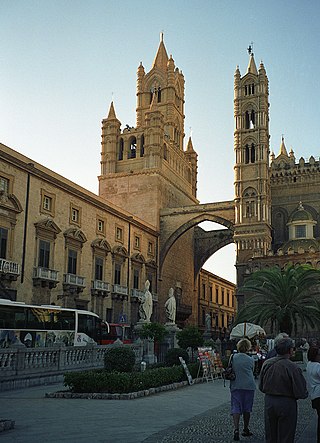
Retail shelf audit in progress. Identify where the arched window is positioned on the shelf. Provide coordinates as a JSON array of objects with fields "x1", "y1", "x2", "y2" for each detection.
[
  {"x1": 163, "y1": 143, "x2": 167, "y2": 160},
  {"x1": 245, "y1": 145, "x2": 250, "y2": 164},
  {"x1": 118, "y1": 138, "x2": 124, "y2": 160},
  {"x1": 245, "y1": 110, "x2": 255, "y2": 129},
  {"x1": 128, "y1": 137, "x2": 137, "y2": 159},
  {"x1": 251, "y1": 143, "x2": 255, "y2": 163},
  {"x1": 157, "y1": 87, "x2": 161, "y2": 103},
  {"x1": 140, "y1": 134, "x2": 144, "y2": 157}
]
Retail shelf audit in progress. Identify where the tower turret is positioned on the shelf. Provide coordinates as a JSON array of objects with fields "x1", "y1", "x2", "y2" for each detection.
[{"x1": 100, "y1": 102, "x2": 121, "y2": 175}]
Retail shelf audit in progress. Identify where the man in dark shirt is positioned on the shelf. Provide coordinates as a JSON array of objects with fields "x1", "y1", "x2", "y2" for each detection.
[{"x1": 259, "y1": 337, "x2": 308, "y2": 443}]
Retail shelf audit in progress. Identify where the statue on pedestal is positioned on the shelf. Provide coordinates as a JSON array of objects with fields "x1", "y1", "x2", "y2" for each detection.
[
  {"x1": 138, "y1": 280, "x2": 153, "y2": 322},
  {"x1": 165, "y1": 288, "x2": 176, "y2": 324},
  {"x1": 205, "y1": 313, "x2": 211, "y2": 332}
]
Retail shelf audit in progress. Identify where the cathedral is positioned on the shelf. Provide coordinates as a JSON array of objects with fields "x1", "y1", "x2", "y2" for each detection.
[{"x1": 0, "y1": 35, "x2": 319, "y2": 335}]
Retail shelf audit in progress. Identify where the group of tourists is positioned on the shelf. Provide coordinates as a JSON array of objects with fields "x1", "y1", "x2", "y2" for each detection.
[{"x1": 228, "y1": 334, "x2": 320, "y2": 442}]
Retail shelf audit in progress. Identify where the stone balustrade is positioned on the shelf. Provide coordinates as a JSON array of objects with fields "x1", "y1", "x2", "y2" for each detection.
[{"x1": 0, "y1": 342, "x2": 144, "y2": 391}]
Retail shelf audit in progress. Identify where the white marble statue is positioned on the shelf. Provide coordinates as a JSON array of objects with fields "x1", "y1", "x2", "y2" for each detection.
[
  {"x1": 165, "y1": 288, "x2": 176, "y2": 323},
  {"x1": 138, "y1": 280, "x2": 153, "y2": 322},
  {"x1": 205, "y1": 313, "x2": 211, "y2": 332}
]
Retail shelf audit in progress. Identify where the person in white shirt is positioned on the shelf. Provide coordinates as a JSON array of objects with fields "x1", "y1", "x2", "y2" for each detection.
[{"x1": 306, "y1": 345, "x2": 320, "y2": 443}]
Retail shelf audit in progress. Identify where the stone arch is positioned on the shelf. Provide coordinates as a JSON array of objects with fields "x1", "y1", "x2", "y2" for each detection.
[{"x1": 160, "y1": 212, "x2": 234, "y2": 273}]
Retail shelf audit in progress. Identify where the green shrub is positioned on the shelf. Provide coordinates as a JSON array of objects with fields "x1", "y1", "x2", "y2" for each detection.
[
  {"x1": 177, "y1": 326, "x2": 204, "y2": 350},
  {"x1": 164, "y1": 348, "x2": 189, "y2": 366},
  {"x1": 104, "y1": 346, "x2": 136, "y2": 373},
  {"x1": 64, "y1": 364, "x2": 196, "y2": 394}
]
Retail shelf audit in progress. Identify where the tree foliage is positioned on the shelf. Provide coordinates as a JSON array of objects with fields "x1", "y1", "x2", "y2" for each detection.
[
  {"x1": 236, "y1": 264, "x2": 320, "y2": 335},
  {"x1": 137, "y1": 322, "x2": 167, "y2": 342},
  {"x1": 177, "y1": 325, "x2": 204, "y2": 350}
]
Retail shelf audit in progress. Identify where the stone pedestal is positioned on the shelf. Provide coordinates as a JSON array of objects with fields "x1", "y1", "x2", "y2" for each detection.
[
  {"x1": 134, "y1": 323, "x2": 155, "y2": 364},
  {"x1": 164, "y1": 323, "x2": 180, "y2": 349},
  {"x1": 203, "y1": 331, "x2": 212, "y2": 342}
]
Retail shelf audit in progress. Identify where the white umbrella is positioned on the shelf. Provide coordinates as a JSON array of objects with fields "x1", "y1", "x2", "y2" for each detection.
[{"x1": 230, "y1": 322, "x2": 266, "y2": 339}]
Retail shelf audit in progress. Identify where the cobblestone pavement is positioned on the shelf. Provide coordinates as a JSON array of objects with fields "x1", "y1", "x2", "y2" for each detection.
[{"x1": 144, "y1": 385, "x2": 315, "y2": 442}]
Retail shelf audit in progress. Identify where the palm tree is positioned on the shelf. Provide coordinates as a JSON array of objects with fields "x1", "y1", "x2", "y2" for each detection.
[{"x1": 236, "y1": 264, "x2": 320, "y2": 335}]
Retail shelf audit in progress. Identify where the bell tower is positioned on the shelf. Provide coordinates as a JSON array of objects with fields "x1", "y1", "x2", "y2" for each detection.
[
  {"x1": 233, "y1": 50, "x2": 272, "y2": 287},
  {"x1": 99, "y1": 34, "x2": 198, "y2": 229}
]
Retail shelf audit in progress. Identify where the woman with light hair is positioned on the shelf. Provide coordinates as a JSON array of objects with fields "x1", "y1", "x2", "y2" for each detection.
[{"x1": 229, "y1": 338, "x2": 256, "y2": 441}]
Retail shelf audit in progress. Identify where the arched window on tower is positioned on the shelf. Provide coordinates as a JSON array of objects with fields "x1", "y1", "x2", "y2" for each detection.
[
  {"x1": 245, "y1": 110, "x2": 255, "y2": 129},
  {"x1": 251, "y1": 143, "x2": 255, "y2": 163},
  {"x1": 243, "y1": 188, "x2": 257, "y2": 218},
  {"x1": 140, "y1": 134, "x2": 144, "y2": 157},
  {"x1": 128, "y1": 137, "x2": 137, "y2": 159},
  {"x1": 245, "y1": 145, "x2": 250, "y2": 164},
  {"x1": 157, "y1": 87, "x2": 161, "y2": 103},
  {"x1": 163, "y1": 143, "x2": 167, "y2": 160},
  {"x1": 118, "y1": 138, "x2": 124, "y2": 160}
]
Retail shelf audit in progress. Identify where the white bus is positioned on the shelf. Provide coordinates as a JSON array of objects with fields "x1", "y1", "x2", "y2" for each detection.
[{"x1": 0, "y1": 299, "x2": 106, "y2": 348}]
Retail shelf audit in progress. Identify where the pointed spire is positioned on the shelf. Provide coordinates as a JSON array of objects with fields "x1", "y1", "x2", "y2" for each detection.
[
  {"x1": 279, "y1": 136, "x2": 288, "y2": 156},
  {"x1": 107, "y1": 101, "x2": 117, "y2": 120},
  {"x1": 246, "y1": 54, "x2": 258, "y2": 75},
  {"x1": 187, "y1": 136, "x2": 194, "y2": 152},
  {"x1": 152, "y1": 33, "x2": 169, "y2": 71}
]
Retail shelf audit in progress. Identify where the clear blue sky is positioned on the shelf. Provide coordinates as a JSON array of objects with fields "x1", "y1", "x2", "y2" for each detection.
[{"x1": 1, "y1": 0, "x2": 320, "y2": 284}]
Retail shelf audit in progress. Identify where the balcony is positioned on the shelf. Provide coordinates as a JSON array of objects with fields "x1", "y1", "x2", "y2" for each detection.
[
  {"x1": 33, "y1": 267, "x2": 59, "y2": 288},
  {"x1": 130, "y1": 288, "x2": 144, "y2": 299},
  {"x1": 63, "y1": 273, "x2": 86, "y2": 294},
  {"x1": 112, "y1": 284, "x2": 128, "y2": 300},
  {"x1": 0, "y1": 259, "x2": 20, "y2": 281},
  {"x1": 91, "y1": 280, "x2": 110, "y2": 296}
]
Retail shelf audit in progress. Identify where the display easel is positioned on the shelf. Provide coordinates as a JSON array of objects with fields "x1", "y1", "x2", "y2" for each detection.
[{"x1": 197, "y1": 348, "x2": 215, "y2": 382}]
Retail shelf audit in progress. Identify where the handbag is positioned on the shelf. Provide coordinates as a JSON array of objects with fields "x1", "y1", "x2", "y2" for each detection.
[{"x1": 224, "y1": 354, "x2": 236, "y2": 384}]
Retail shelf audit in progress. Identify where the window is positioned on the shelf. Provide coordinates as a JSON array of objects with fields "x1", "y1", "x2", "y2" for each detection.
[
  {"x1": 133, "y1": 269, "x2": 139, "y2": 289},
  {"x1": 128, "y1": 138, "x2": 137, "y2": 159},
  {"x1": 157, "y1": 87, "x2": 161, "y2": 103},
  {"x1": 68, "y1": 249, "x2": 77, "y2": 274},
  {"x1": 97, "y1": 219, "x2": 105, "y2": 234},
  {"x1": 295, "y1": 225, "x2": 306, "y2": 238},
  {"x1": 106, "y1": 308, "x2": 112, "y2": 323},
  {"x1": 222, "y1": 289, "x2": 225, "y2": 305},
  {"x1": 38, "y1": 240, "x2": 50, "y2": 268},
  {"x1": 43, "y1": 195, "x2": 52, "y2": 211},
  {"x1": 202, "y1": 283, "x2": 206, "y2": 299},
  {"x1": 118, "y1": 139, "x2": 124, "y2": 160},
  {"x1": 215, "y1": 287, "x2": 219, "y2": 303},
  {"x1": 134, "y1": 235, "x2": 140, "y2": 250},
  {"x1": 95, "y1": 257, "x2": 103, "y2": 281},
  {"x1": 116, "y1": 226, "x2": 123, "y2": 242},
  {"x1": 209, "y1": 286, "x2": 213, "y2": 302},
  {"x1": 140, "y1": 135, "x2": 144, "y2": 157},
  {"x1": 40, "y1": 190, "x2": 55, "y2": 215},
  {"x1": 71, "y1": 208, "x2": 79, "y2": 223},
  {"x1": 0, "y1": 176, "x2": 9, "y2": 193},
  {"x1": 148, "y1": 241, "x2": 154, "y2": 255},
  {"x1": 114, "y1": 263, "x2": 121, "y2": 285},
  {"x1": 0, "y1": 228, "x2": 8, "y2": 259}
]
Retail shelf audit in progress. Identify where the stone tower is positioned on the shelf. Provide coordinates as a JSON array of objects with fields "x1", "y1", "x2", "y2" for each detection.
[
  {"x1": 233, "y1": 52, "x2": 272, "y2": 289},
  {"x1": 99, "y1": 34, "x2": 198, "y2": 229}
]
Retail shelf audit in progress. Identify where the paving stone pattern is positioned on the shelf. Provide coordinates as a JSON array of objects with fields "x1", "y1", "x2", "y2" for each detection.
[{"x1": 144, "y1": 387, "x2": 313, "y2": 443}]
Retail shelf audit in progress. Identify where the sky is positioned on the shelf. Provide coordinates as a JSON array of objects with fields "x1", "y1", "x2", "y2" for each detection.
[{"x1": 1, "y1": 0, "x2": 320, "y2": 284}]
